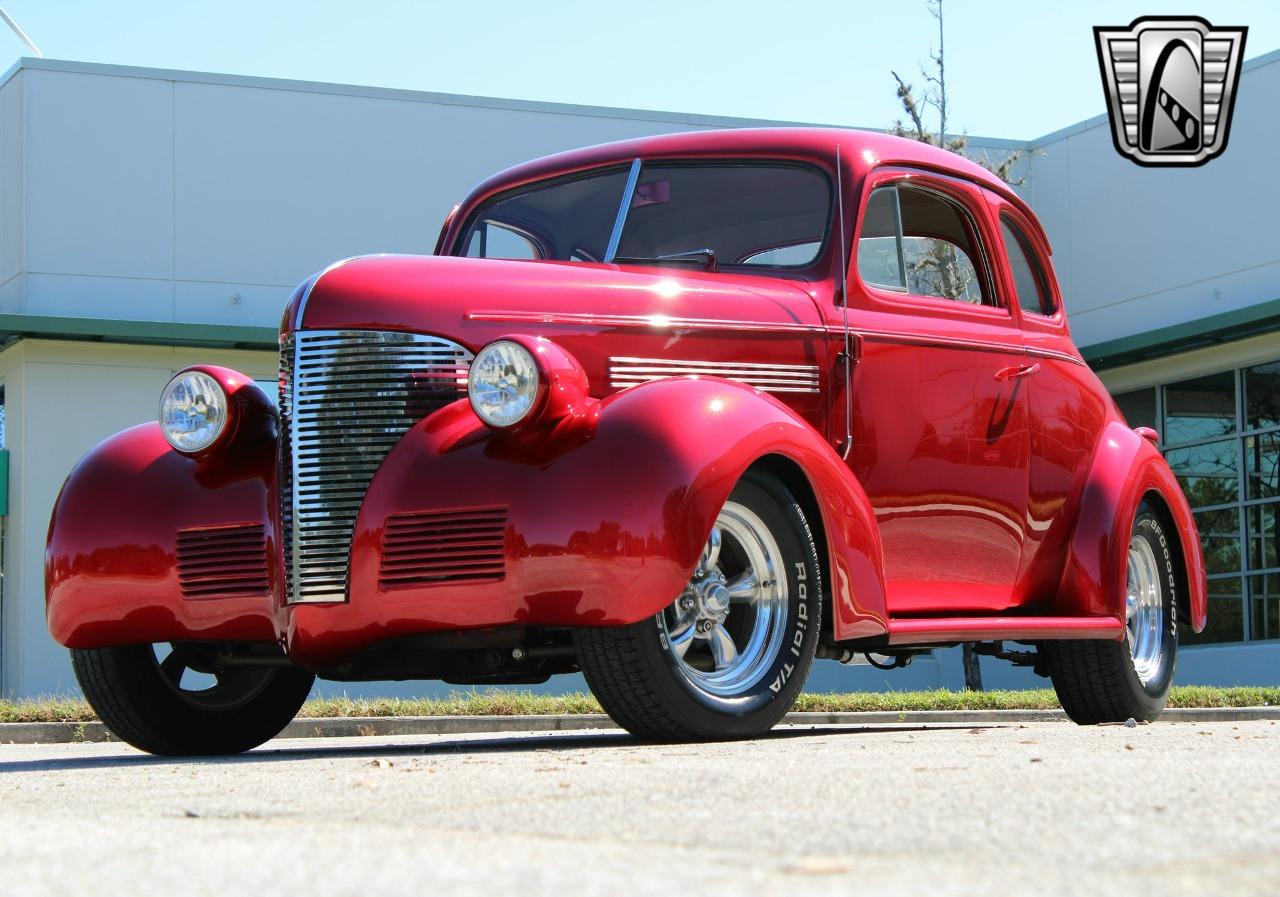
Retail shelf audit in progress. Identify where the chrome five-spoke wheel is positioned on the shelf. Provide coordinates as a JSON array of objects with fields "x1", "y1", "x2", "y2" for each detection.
[
  {"x1": 1125, "y1": 535, "x2": 1165, "y2": 687},
  {"x1": 661, "y1": 502, "x2": 790, "y2": 698}
]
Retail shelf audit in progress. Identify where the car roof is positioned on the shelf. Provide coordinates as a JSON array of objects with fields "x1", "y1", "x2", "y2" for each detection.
[{"x1": 462, "y1": 127, "x2": 1032, "y2": 220}]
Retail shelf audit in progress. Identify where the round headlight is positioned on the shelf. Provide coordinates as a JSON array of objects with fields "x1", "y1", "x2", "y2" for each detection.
[
  {"x1": 159, "y1": 370, "x2": 228, "y2": 453},
  {"x1": 468, "y1": 340, "x2": 541, "y2": 428}
]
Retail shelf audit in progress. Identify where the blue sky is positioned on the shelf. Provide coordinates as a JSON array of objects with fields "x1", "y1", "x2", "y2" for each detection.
[{"x1": 1, "y1": 1, "x2": 1276, "y2": 140}]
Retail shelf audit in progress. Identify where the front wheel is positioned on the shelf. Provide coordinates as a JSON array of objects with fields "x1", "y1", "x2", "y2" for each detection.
[
  {"x1": 575, "y1": 471, "x2": 822, "y2": 741},
  {"x1": 72, "y1": 642, "x2": 315, "y2": 755},
  {"x1": 1044, "y1": 501, "x2": 1179, "y2": 723}
]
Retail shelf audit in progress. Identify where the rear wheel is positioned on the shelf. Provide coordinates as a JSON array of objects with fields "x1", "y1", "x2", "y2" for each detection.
[
  {"x1": 1044, "y1": 502, "x2": 1178, "y2": 723},
  {"x1": 575, "y1": 471, "x2": 822, "y2": 741},
  {"x1": 72, "y1": 642, "x2": 314, "y2": 755}
]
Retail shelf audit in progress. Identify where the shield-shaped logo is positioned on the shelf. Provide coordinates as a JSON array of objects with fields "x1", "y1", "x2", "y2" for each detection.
[{"x1": 1094, "y1": 16, "x2": 1247, "y2": 167}]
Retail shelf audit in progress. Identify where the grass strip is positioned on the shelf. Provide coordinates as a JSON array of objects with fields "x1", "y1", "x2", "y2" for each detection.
[{"x1": 0, "y1": 685, "x2": 1275, "y2": 724}]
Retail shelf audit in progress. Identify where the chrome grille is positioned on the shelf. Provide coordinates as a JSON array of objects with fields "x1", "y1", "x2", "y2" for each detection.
[{"x1": 279, "y1": 330, "x2": 472, "y2": 604}]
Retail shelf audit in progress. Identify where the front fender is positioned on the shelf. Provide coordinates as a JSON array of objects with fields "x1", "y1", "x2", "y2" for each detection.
[
  {"x1": 45, "y1": 420, "x2": 281, "y2": 649},
  {"x1": 285, "y1": 377, "x2": 887, "y2": 666},
  {"x1": 1058, "y1": 421, "x2": 1208, "y2": 632}
]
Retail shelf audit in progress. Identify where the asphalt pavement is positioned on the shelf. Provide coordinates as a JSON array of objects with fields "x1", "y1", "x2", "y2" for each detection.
[{"x1": 0, "y1": 719, "x2": 1276, "y2": 896}]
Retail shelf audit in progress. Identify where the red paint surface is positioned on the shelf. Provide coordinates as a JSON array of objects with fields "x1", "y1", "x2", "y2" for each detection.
[{"x1": 45, "y1": 128, "x2": 1206, "y2": 667}]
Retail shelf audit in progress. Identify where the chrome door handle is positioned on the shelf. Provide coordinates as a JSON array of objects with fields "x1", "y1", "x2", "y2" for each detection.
[{"x1": 995, "y1": 363, "x2": 1040, "y2": 381}]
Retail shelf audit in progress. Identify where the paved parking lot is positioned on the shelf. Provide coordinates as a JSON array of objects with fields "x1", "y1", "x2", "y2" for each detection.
[{"x1": 0, "y1": 719, "x2": 1276, "y2": 896}]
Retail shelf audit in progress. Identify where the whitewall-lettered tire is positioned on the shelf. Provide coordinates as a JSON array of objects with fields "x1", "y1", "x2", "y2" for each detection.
[{"x1": 575, "y1": 471, "x2": 822, "y2": 741}]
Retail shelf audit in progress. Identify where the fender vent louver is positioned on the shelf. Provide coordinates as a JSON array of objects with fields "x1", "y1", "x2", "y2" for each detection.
[
  {"x1": 379, "y1": 508, "x2": 508, "y2": 590},
  {"x1": 177, "y1": 524, "x2": 270, "y2": 599}
]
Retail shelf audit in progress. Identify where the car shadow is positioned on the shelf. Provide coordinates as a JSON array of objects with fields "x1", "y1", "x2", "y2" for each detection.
[{"x1": 0, "y1": 723, "x2": 986, "y2": 773}]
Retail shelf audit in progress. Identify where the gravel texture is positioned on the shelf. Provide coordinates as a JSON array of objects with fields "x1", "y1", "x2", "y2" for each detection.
[{"x1": 1, "y1": 719, "x2": 1276, "y2": 896}]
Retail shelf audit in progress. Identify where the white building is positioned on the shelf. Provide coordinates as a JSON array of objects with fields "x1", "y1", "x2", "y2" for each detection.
[{"x1": 1, "y1": 53, "x2": 1277, "y2": 698}]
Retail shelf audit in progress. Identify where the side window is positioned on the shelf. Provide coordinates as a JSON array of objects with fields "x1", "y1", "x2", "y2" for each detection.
[
  {"x1": 1000, "y1": 216, "x2": 1054, "y2": 316},
  {"x1": 465, "y1": 222, "x2": 540, "y2": 260},
  {"x1": 857, "y1": 187, "x2": 906, "y2": 290},
  {"x1": 857, "y1": 184, "x2": 991, "y2": 305}
]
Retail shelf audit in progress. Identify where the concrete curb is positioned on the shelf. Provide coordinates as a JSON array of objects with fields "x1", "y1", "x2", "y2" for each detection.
[{"x1": 1, "y1": 706, "x2": 1275, "y2": 746}]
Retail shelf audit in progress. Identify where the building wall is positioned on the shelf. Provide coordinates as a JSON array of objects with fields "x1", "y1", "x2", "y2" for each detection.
[
  {"x1": 1025, "y1": 51, "x2": 1280, "y2": 348},
  {"x1": 1, "y1": 61, "x2": 820, "y2": 330},
  {"x1": 0, "y1": 340, "x2": 275, "y2": 696}
]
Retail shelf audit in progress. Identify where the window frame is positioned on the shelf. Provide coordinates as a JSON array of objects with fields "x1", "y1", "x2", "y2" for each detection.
[
  {"x1": 987, "y1": 197, "x2": 1066, "y2": 331},
  {"x1": 850, "y1": 168, "x2": 1009, "y2": 319}
]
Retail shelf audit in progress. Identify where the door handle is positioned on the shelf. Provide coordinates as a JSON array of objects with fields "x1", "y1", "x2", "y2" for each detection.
[{"x1": 995, "y1": 362, "x2": 1040, "y2": 382}]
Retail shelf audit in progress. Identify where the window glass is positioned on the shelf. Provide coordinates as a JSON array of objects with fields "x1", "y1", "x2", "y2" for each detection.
[
  {"x1": 1245, "y1": 361, "x2": 1280, "y2": 431},
  {"x1": 1163, "y1": 371, "x2": 1236, "y2": 444},
  {"x1": 1195, "y1": 507, "x2": 1240, "y2": 574},
  {"x1": 857, "y1": 185, "x2": 990, "y2": 305},
  {"x1": 1164, "y1": 439, "x2": 1239, "y2": 507},
  {"x1": 1248, "y1": 501, "x2": 1280, "y2": 570},
  {"x1": 857, "y1": 187, "x2": 905, "y2": 290},
  {"x1": 742, "y1": 241, "x2": 821, "y2": 266},
  {"x1": 614, "y1": 163, "x2": 830, "y2": 268},
  {"x1": 897, "y1": 187, "x2": 987, "y2": 304},
  {"x1": 463, "y1": 167, "x2": 631, "y2": 262},
  {"x1": 1183, "y1": 577, "x2": 1244, "y2": 645},
  {"x1": 1147, "y1": 356, "x2": 1280, "y2": 643},
  {"x1": 1000, "y1": 217, "x2": 1053, "y2": 315},
  {"x1": 1245, "y1": 431, "x2": 1280, "y2": 500},
  {"x1": 465, "y1": 222, "x2": 539, "y2": 260},
  {"x1": 1113, "y1": 388, "x2": 1158, "y2": 433},
  {"x1": 1250, "y1": 574, "x2": 1280, "y2": 641}
]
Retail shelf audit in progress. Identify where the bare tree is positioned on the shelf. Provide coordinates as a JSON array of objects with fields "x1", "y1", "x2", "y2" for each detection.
[
  {"x1": 890, "y1": 0, "x2": 1029, "y2": 185},
  {"x1": 887, "y1": 0, "x2": 1032, "y2": 690}
]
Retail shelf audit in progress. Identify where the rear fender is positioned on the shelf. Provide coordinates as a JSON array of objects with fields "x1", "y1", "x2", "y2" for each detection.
[
  {"x1": 1057, "y1": 421, "x2": 1208, "y2": 632},
  {"x1": 287, "y1": 377, "x2": 888, "y2": 665}
]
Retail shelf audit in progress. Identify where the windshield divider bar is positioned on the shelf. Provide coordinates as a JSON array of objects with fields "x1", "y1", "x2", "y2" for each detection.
[{"x1": 604, "y1": 158, "x2": 642, "y2": 263}]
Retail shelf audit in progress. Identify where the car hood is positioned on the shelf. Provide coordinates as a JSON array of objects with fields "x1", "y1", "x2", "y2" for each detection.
[{"x1": 285, "y1": 254, "x2": 826, "y2": 352}]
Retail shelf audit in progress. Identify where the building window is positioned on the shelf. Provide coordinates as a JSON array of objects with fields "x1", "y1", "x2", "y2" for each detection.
[{"x1": 1116, "y1": 360, "x2": 1280, "y2": 646}]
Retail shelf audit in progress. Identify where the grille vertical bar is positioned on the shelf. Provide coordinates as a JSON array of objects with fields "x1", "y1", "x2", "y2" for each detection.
[{"x1": 279, "y1": 330, "x2": 472, "y2": 604}]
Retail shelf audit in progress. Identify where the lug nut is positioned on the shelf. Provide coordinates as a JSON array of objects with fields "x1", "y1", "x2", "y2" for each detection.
[
  {"x1": 697, "y1": 620, "x2": 714, "y2": 633},
  {"x1": 511, "y1": 647, "x2": 527, "y2": 662}
]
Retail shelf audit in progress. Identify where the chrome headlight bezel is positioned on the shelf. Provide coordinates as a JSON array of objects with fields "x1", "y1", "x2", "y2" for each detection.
[
  {"x1": 159, "y1": 369, "x2": 229, "y2": 454},
  {"x1": 467, "y1": 339, "x2": 543, "y2": 430}
]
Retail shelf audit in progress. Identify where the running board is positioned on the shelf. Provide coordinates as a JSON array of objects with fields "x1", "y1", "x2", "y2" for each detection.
[{"x1": 886, "y1": 616, "x2": 1124, "y2": 646}]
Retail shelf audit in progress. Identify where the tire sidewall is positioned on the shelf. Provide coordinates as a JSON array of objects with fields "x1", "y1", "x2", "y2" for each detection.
[
  {"x1": 635, "y1": 473, "x2": 822, "y2": 737},
  {"x1": 1124, "y1": 505, "x2": 1179, "y2": 703},
  {"x1": 74, "y1": 643, "x2": 314, "y2": 755}
]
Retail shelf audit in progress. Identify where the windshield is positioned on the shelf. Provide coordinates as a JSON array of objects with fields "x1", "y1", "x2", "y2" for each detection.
[{"x1": 459, "y1": 161, "x2": 831, "y2": 271}]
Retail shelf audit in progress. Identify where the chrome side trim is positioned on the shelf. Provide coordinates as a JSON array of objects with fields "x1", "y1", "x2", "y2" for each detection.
[
  {"x1": 280, "y1": 329, "x2": 472, "y2": 604},
  {"x1": 466, "y1": 310, "x2": 826, "y2": 335},
  {"x1": 603, "y1": 158, "x2": 642, "y2": 263},
  {"x1": 855, "y1": 328, "x2": 1086, "y2": 365},
  {"x1": 609, "y1": 356, "x2": 820, "y2": 394}
]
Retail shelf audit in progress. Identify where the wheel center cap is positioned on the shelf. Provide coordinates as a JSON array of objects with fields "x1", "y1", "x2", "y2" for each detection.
[{"x1": 703, "y1": 582, "x2": 731, "y2": 615}]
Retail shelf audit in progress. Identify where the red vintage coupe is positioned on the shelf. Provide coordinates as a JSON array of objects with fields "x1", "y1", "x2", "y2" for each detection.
[{"x1": 46, "y1": 128, "x2": 1206, "y2": 754}]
